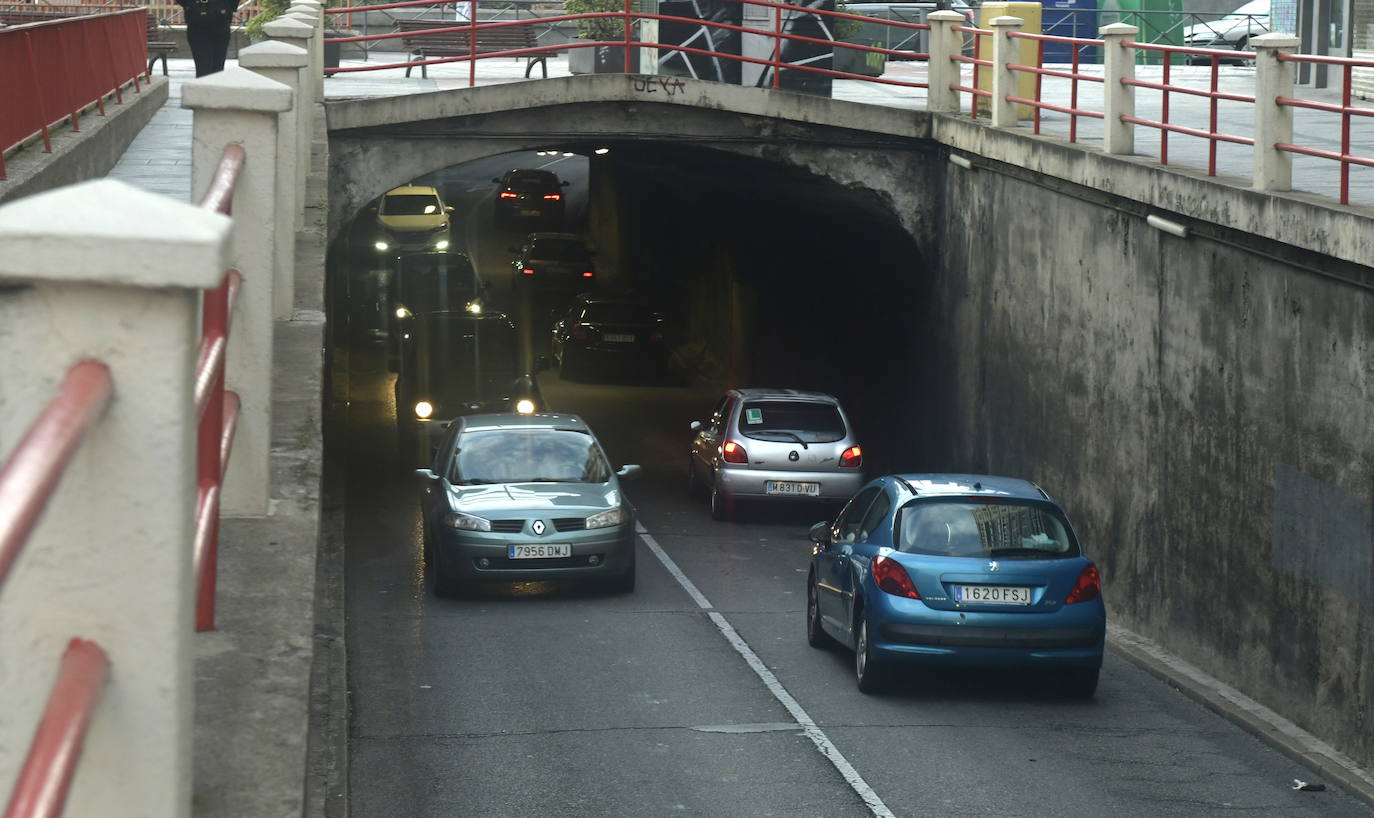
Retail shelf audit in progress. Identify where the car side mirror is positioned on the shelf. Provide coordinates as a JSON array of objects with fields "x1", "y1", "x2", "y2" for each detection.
[
  {"x1": 446, "y1": 205, "x2": 454, "y2": 212},
  {"x1": 808, "y1": 521, "x2": 832, "y2": 547},
  {"x1": 415, "y1": 468, "x2": 439, "y2": 481},
  {"x1": 689, "y1": 420, "x2": 702, "y2": 432},
  {"x1": 616, "y1": 464, "x2": 642, "y2": 480},
  {"x1": 533, "y1": 354, "x2": 550, "y2": 373}
]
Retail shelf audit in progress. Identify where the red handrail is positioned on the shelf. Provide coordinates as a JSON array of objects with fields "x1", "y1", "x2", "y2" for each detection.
[
  {"x1": 2, "y1": 639, "x2": 111, "y2": 818},
  {"x1": 0, "y1": 361, "x2": 113, "y2": 592}
]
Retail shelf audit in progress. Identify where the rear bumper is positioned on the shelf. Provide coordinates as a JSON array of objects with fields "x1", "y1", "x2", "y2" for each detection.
[
  {"x1": 717, "y1": 466, "x2": 864, "y2": 502},
  {"x1": 868, "y1": 595, "x2": 1105, "y2": 668}
]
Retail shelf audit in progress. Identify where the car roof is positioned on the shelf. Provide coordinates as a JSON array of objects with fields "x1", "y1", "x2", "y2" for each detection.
[
  {"x1": 730, "y1": 388, "x2": 840, "y2": 403},
  {"x1": 888, "y1": 473, "x2": 1051, "y2": 501},
  {"x1": 384, "y1": 185, "x2": 441, "y2": 197},
  {"x1": 459, "y1": 412, "x2": 589, "y2": 433}
]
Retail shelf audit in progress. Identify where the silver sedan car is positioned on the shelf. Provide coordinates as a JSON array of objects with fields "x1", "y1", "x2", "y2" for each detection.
[{"x1": 688, "y1": 388, "x2": 865, "y2": 520}]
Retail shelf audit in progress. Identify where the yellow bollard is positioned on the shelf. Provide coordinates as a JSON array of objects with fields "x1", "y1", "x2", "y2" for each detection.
[{"x1": 976, "y1": 2, "x2": 1042, "y2": 119}]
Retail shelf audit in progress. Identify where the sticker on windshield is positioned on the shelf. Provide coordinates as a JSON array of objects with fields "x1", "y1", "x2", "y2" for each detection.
[{"x1": 744, "y1": 407, "x2": 763, "y2": 425}]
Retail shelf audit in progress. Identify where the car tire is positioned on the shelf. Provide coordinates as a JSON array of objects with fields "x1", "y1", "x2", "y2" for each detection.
[
  {"x1": 855, "y1": 616, "x2": 888, "y2": 694},
  {"x1": 1061, "y1": 666, "x2": 1100, "y2": 699},
  {"x1": 560, "y1": 354, "x2": 579, "y2": 381},
  {"x1": 709, "y1": 481, "x2": 733, "y2": 521},
  {"x1": 806, "y1": 577, "x2": 834, "y2": 649},
  {"x1": 687, "y1": 458, "x2": 703, "y2": 499}
]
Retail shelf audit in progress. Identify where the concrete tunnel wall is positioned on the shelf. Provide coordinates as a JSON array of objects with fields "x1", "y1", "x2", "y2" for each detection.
[{"x1": 326, "y1": 92, "x2": 1373, "y2": 770}]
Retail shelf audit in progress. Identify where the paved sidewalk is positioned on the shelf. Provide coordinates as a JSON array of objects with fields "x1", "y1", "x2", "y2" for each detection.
[{"x1": 106, "y1": 54, "x2": 1374, "y2": 813}]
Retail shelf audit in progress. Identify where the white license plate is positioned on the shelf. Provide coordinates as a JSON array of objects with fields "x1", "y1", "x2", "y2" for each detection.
[
  {"x1": 954, "y1": 585, "x2": 1032, "y2": 605},
  {"x1": 765, "y1": 481, "x2": 819, "y2": 496},
  {"x1": 507, "y1": 543, "x2": 571, "y2": 559},
  {"x1": 603, "y1": 333, "x2": 635, "y2": 343}
]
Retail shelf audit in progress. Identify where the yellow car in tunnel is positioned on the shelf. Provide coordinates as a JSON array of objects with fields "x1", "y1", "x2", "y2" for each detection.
[{"x1": 372, "y1": 184, "x2": 454, "y2": 254}]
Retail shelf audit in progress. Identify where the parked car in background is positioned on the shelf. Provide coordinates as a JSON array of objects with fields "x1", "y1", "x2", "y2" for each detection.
[
  {"x1": 806, "y1": 474, "x2": 1105, "y2": 696},
  {"x1": 416, "y1": 412, "x2": 640, "y2": 596},
  {"x1": 550, "y1": 295, "x2": 669, "y2": 381},
  {"x1": 372, "y1": 184, "x2": 453, "y2": 254},
  {"x1": 688, "y1": 388, "x2": 865, "y2": 520},
  {"x1": 1183, "y1": 0, "x2": 1269, "y2": 56},
  {"x1": 492, "y1": 168, "x2": 568, "y2": 228},
  {"x1": 394, "y1": 311, "x2": 546, "y2": 466},
  {"x1": 510, "y1": 232, "x2": 596, "y2": 295},
  {"x1": 387, "y1": 252, "x2": 487, "y2": 371}
]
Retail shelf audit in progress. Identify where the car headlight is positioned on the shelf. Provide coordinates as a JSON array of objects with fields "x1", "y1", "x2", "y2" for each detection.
[
  {"x1": 374, "y1": 241, "x2": 389, "y2": 251},
  {"x1": 466, "y1": 301, "x2": 482, "y2": 314},
  {"x1": 434, "y1": 240, "x2": 450, "y2": 250},
  {"x1": 414, "y1": 400, "x2": 434, "y2": 419},
  {"x1": 515, "y1": 398, "x2": 536, "y2": 414},
  {"x1": 395, "y1": 306, "x2": 412, "y2": 319},
  {"x1": 443, "y1": 511, "x2": 491, "y2": 532},
  {"x1": 585, "y1": 506, "x2": 628, "y2": 529}
]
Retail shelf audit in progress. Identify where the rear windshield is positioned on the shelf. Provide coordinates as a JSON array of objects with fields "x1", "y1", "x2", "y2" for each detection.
[
  {"x1": 530, "y1": 239, "x2": 590, "y2": 261},
  {"x1": 582, "y1": 303, "x2": 655, "y2": 324},
  {"x1": 395, "y1": 256, "x2": 477, "y2": 311},
  {"x1": 382, "y1": 194, "x2": 442, "y2": 216},
  {"x1": 454, "y1": 428, "x2": 610, "y2": 484},
  {"x1": 507, "y1": 171, "x2": 558, "y2": 188},
  {"x1": 897, "y1": 500, "x2": 1080, "y2": 558},
  {"x1": 738, "y1": 400, "x2": 846, "y2": 443}
]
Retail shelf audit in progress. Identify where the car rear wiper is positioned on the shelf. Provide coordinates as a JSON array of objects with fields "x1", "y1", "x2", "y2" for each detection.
[
  {"x1": 768, "y1": 430, "x2": 808, "y2": 449},
  {"x1": 985, "y1": 548, "x2": 1038, "y2": 557}
]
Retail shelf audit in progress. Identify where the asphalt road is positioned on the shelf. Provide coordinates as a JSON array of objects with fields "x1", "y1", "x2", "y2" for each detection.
[{"x1": 335, "y1": 154, "x2": 1373, "y2": 817}]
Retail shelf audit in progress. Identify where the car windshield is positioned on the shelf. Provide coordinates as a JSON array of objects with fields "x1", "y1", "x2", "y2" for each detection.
[
  {"x1": 383, "y1": 194, "x2": 443, "y2": 216},
  {"x1": 897, "y1": 500, "x2": 1080, "y2": 558},
  {"x1": 738, "y1": 400, "x2": 846, "y2": 443},
  {"x1": 454, "y1": 428, "x2": 611, "y2": 484},
  {"x1": 395, "y1": 256, "x2": 477, "y2": 311},
  {"x1": 530, "y1": 239, "x2": 590, "y2": 261},
  {"x1": 507, "y1": 171, "x2": 558, "y2": 189},
  {"x1": 583, "y1": 303, "x2": 655, "y2": 323}
]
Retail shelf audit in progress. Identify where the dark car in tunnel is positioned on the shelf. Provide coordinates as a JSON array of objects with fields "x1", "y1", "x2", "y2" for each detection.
[
  {"x1": 806, "y1": 474, "x2": 1105, "y2": 696},
  {"x1": 550, "y1": 295, "x2": 669, "y2": 381},
  {"x1": 394, "y1": 311, "x2": 547, "y2": 465},
  {"x1": 386, "y1": 252, "x2": 487, "y2": 371},
  {"x1": 492, "y1": 168, "x2": 568, "y2": 228},
  {"x1": 510, "y1": 232, "x2": 596, "y2": 295},
  {"x1": 416, "y1": 412, "x2": 640, "y2": 596}
]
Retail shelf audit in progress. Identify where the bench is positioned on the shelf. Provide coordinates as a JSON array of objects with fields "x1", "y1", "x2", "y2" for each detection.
[
  {"x1": 146, "y1": 17, "x2": 178, "y2": 76},
  {"x1": 393, "y1": 18, "x2": 547, "y2": 79}
]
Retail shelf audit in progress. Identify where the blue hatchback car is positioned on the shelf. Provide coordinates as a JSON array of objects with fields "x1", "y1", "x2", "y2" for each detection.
[{"x1": 806, "y1": 474, "x2": 1105, "y2": 696}]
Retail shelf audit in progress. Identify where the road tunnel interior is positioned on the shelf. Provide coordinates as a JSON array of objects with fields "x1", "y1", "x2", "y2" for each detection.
[{"x1": 328, "y1": 140, "x2": 938, "y2": 476}]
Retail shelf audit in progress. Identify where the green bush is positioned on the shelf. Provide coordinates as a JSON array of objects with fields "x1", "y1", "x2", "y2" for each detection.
[{"x1": 564, "y1": 0, "x2": 625, "y2": 40}]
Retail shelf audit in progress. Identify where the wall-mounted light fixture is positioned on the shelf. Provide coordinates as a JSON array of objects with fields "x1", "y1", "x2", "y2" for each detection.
[
  {"x1": 594, "y1": 147, "x2": 610, "y2": 155},
  {"x1": 1146, "y1": 214, "x2": 1190, "y2": 239},
  {"x1": 949, "y1": 154, "x2": 973, "y2": 170}
]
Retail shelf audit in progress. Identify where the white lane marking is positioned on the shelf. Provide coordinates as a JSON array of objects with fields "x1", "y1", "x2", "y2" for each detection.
[{"x1": 635, "y1": 522, "x2": 896, "y2": 818}]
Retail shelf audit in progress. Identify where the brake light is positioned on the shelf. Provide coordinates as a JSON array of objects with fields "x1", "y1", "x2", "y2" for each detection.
[
  {"x1": 839, "y1": 445, "x2": 862, "y2": 468},
  {"x1": 499, "y1": 191, "x2": 518, "y2": 199},
  {"x1": 873, "y1": 555, "x2": 920, "y2": 599},
  {"x1": 1066, "y1": 563, "x2": 1101, "y2": 604},
  {"x1": 543, "y1": 193, "x2": 562, "y2": 201},
  {"x1": 648, "y1": 331, "x2": 663, "y2": 342},
  {"x1": 721, "y1": 441, "x2": 748, "y2": 463},
  {"x1": 521, "y1": 268, "x2": 535, "y2": 275},
  {"x1": 582, "y1": 271, "x2": 594, "y2": 278},
  {"x1": 570, "y1": 323, "x2": 589, "y2": 341}
]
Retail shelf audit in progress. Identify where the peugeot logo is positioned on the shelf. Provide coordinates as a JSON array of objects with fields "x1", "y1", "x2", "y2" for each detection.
[
  {"x1": 532, "y1": 520, "x2": 546, "y2": 535},
  {"x1": 788, "y1": 450, "x2": 800, "y2": 462},
  {"x1": 988, "y1": 561, "x2": 1000, "y2": 571}
]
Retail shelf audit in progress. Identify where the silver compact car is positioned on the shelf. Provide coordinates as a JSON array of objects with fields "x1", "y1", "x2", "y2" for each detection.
[
  {"x1": 417, "y1": 413, "x2": 640, "y2": 595},
  {"x1": 688, "y1": 388, "x2": 865, "y2": 520}
]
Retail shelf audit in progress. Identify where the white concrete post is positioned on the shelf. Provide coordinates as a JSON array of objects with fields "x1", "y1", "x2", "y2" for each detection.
[
  {"x1": 925, "y1": 10, "x2": 966, "y2": 114},
  {"x1": 287, "y1": 4, "x2": 324, "y2": 102},
  {"x1": 263, "y1": 15, "x2": 315, "y2": 219},
  {"x1": 240, "y1": 40, "x2": 309, "y2": 295},
  {"x1": 183, "y1": 68, "x2": 292, "y2": 517},
  {"x1": 0, "y1": 179, "x2": 231, "y2": 818},
  {"x1": 1100, "y1": 22, "x2": 1139, "y2": 156},
  {"x1": 988, "y1": 16, "x2": 1023, "y2": 128},
  {"x1": 1251, "y1": 33, "x2": 1301, "y2": 192}
]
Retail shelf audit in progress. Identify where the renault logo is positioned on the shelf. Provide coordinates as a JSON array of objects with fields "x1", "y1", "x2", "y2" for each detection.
[
  {"x1": 788, "y1": 450, "x2": 800, "y2": 462},
  {"x1": 532, "y1": 520, "x2": 546, "y2": 535},
  {"x1": 988, "y1": 561, "x2": 1000, "y2": 571}
]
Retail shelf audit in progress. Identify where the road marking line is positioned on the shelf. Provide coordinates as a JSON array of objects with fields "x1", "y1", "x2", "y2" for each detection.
[{"x1": 636, "y1": 523, "x2": 896, "y2": 818}]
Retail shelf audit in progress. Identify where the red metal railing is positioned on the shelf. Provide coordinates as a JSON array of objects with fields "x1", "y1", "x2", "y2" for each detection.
[
  {"x1": 0, "y1": 360, "x2": 114, "y2": 818},
  {"x1": 0, "y1": 8, "x2": 148, "y2": 180},
  {"x1": 950, "y1": 23, "x2": 991, "y2": 116},
  {"x1": 193, "y1": 143, "x2": 246, "y2": 632},
  {"x1": 1275, "y1": 53, "x2": 1374, "y2": 206},
  {"x1": 1008, "y1": 32, "x2": 1104, "y2": 142},
  {"x1": 323, "y1": 0, "x2": 932, "y2": 90}
]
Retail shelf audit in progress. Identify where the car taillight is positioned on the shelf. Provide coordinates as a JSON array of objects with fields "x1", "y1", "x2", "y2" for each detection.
[
  {"x1": 581, "y1": 271, "x2": 594, "y2": 278},
  {"x1": 873, "y1": 555, "x2": 920, "y2": 599},
  {"x1": 1066, "y1": 563, "x2": 1101, "y2": 604},
  {"x1": 648, "y1": 331, "x2": 663, "y2": 343},
  {"x1": 840, "y1": 445, "x2": 862, "y2": 468},
  {"x1": 521, "y1": 268, "x2": 535, "y2": 275},
  {"x1": 570, "y1": 323, "x2": 589, "y2": 341},
  {"x1": 543, "y1": 193, "x2": 562, "y2": 201},
  {"x1": 721, "y1": 441, "x2": 748, "y2": 464},
  {"x1": 499, "y1": 191, "x2": 518, "y2": 199}
]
